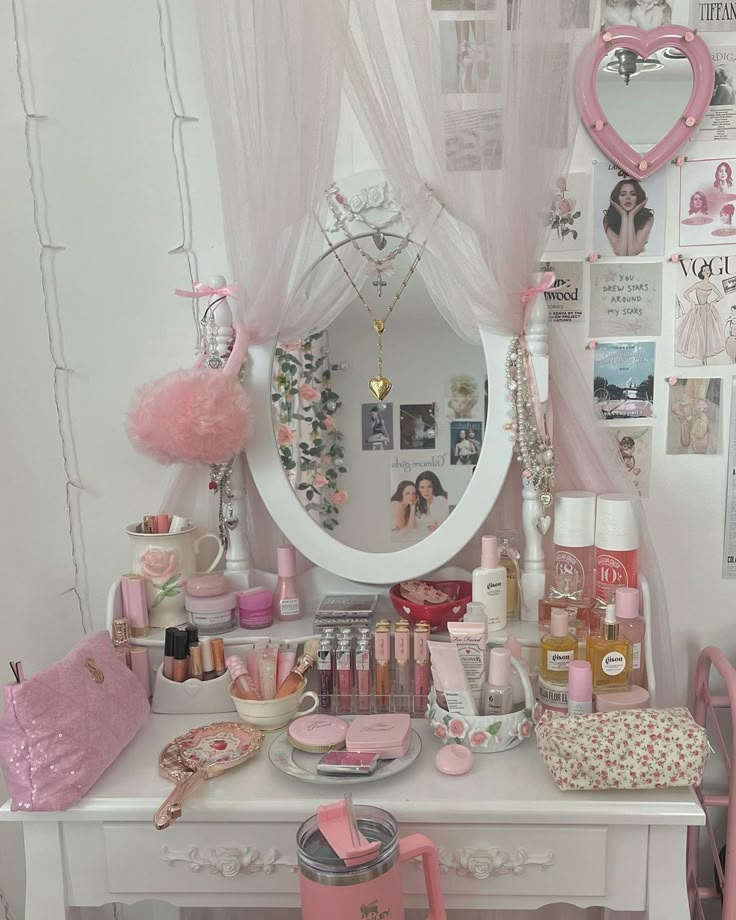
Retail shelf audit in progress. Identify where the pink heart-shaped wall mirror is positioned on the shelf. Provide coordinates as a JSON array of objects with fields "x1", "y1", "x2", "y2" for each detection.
[{"x1": 575, "y1": 25, "x2": 714, "y2": 180}]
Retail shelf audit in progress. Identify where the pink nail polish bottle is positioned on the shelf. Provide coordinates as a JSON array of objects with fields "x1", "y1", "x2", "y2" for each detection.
[{"x1": 274, "y1": 545, "x2": 303, "y2": 621}]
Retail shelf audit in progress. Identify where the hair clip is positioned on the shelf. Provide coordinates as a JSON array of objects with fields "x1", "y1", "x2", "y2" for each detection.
[
  {"x1": 670, "y1": 254, "x2": 683, "y2": 263},
  {"x1": 587, "y1": 253, "x2": 601, "y2": 262},
  {"x1": 9, "y1": 661, "x2": 23, "y2": 684},
  {"x1": 667, "y1": 376, "x2": 679, "y2": 385},
  {"x1": 587, "y1": 340, "x2": 597, "y2": 350}
]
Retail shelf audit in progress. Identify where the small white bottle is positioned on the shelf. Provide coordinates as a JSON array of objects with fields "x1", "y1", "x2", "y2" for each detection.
[
  {"x1": 472, "y1": 535, "x2": 507, "y2": 632},
  {"x1": 463, "y1": 601, "x2": 487, "y2": 624},
  {"x1": 480, "y1": 648, "x2": 513, "y2": 716}
]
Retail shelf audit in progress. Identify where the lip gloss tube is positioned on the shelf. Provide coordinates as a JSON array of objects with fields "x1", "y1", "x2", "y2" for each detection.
[
  {"x1": 211, "y1": 638, "x2": 226, "y2": 678},
  {"x1": 277, "y1": 642, "x2": 298, "y2": 690},
  {"x1": 355, "y1": 639, "x2": 372, "y2": 713},
  {"x1": 394, "y1": 622, "x2": 411, "y2": 712},
  {"x1": 374, "y1": 621, "x2": 391, "y2": 713},
  {"x1": 245, "y1": 647, "x2": 262, "y2": 696},
  {"x1": 163, "y1": 627, "x2": 177, "y2": 681},
  {"x1": 317, "y1": 638, "x2": 334, "y2": 712},
  {"x1": 226, "y1": 655, "x2": 262, "y2": 700},
  {"x1": 336, "y1": 640, "x2": 353, "y2": 714},
  {"x1": 413, "y1": 621, "x2": 430, "y2": 713},
  {"x1": 173, "y1": 631, "x2": 189, "y2": 682},
  {"x1": 201, "y1": 638, "x2": 215, "y2": 681}
]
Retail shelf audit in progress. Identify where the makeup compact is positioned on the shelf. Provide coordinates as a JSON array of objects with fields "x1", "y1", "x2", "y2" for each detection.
[
  {"x1": 287, "y1": 714, "x2": 349, "y2": 753},
  {"x1": 316, "y1": 751, "x2": 380, "y2": 776},
  {"x1": 345, "y1": 713, "x2": 412, "y2": 760}
]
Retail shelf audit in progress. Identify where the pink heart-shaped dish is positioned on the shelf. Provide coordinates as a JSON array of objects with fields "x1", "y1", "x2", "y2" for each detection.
[{"x1": 575, "y1": 25, "x2": 713, "y2": 180}]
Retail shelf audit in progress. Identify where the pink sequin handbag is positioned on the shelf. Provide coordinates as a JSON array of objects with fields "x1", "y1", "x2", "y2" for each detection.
[
  {"x1": 536, "y1": 707, "x2": 708, "y2": 791},
  {"x1": 0, "y1": 631, "x2": 149, "y2": 811}
]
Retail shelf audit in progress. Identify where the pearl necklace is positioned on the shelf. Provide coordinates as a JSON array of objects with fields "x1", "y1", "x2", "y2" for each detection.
[{"x1": 505, "y1": 338, "x2": 555, "y2": 531}]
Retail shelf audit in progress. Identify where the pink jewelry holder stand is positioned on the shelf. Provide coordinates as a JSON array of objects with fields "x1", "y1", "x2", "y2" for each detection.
[{"x1": 575, "y1": 25, "x2": 714, "y2": 180}]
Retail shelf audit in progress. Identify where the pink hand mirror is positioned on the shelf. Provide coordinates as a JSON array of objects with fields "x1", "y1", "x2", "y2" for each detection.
[
  {"x1": 575, "y1": 25, "x2": 714, "y2": 180},
  {"x1": 154, "y1": 722, "x2": 264, "y2": 829}
]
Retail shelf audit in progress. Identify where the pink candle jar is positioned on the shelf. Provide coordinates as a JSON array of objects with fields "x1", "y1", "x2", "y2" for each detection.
[{"x1": 238, "y1": 587, "x2": 274, "y2": 630}]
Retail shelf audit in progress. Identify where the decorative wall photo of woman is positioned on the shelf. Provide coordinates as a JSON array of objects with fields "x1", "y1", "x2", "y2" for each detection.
[
  {"x1": 712, "y1": 204, "x2": 736, "y2": 238},
  {"x1": 681, "y1": 191, "x2": 712, "y2": 227},
  {"x1": 679, "y1": 158, "x2": 736, "y2": 247},
  {"x1": 602, "y1": 178, "x2": 654, "y2": 257},
  {"x1": 594, "y1": 162, "x2": 666, "y2": 258},
  {"x1": 675, "y1": 265, "x2": 726, "y2": 366},
  {"x1": 390, "y1": 481, "x2": 418, "y2": 535},
  {"x1": 416, "y1": 471, "x2": 450, "y2": 533}
]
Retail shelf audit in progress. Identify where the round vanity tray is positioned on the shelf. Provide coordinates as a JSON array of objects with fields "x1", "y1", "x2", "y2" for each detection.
[{"x1": 268, "y1": 723, "x2": 422, "y2": 785}]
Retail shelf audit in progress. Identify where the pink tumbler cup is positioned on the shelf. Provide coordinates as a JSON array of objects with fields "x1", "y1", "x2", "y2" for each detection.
[{"x1": 297, "y1": 804, "x2": 446, "y2": 920}]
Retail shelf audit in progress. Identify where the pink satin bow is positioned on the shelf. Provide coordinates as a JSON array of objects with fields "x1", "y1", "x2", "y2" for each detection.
[
  {"x1": 174, "y1": 281, "x2": 240, "y2": 298},
  {"x1": 520, "y1": 270, "x2": 556, "y2": 305}
]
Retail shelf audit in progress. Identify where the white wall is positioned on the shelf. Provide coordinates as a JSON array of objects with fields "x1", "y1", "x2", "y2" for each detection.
[{"x1": 2, "y1": 0, "x2": 735, "y2": 916}]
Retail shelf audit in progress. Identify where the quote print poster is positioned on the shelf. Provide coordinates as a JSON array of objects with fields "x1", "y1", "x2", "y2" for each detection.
[
  {"x1": 674, "y1": 253, "x2": 736, "y2": 367},
  {"x1": 589, "y1": 262, "x2": 662, "y2": 337},
  {"x1": 679, "y1": 158, "x2": 736, "y2": 247},
  {"x1": 593, "y1": 161, "x2": 666, "y2": 258}
]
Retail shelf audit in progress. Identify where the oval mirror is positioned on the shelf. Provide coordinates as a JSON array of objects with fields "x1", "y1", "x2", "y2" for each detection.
[{"x1": 247, "y1": 222, "x2": 512, "y2": 584}]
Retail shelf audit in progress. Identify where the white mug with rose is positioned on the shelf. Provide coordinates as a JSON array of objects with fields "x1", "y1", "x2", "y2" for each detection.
[{"x1": 125, "y1": 523, "x2": 225, "y2": 628}]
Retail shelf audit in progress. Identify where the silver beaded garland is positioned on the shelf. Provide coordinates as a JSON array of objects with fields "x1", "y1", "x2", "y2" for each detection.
[{"x1": 505, "y1": 337, "x2": 555, "y2": 510}]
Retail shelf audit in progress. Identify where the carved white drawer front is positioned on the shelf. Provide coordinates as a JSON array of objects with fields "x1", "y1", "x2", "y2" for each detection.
[
  {"x1": 400, "y1": 824, "x2": 610, "y2": 898},
  {"x1": 104, "y1": 824, "x2": 300, "y2": 894}
]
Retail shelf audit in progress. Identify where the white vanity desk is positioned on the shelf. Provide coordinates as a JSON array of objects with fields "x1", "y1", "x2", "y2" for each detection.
[{"x1": 1, "y1": 709, "x2": 703, "y2": 920}]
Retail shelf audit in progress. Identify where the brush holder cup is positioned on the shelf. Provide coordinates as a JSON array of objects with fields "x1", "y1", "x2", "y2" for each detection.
[{"x1": 427, "y1": 657, "x2": 535, "y2": 754}]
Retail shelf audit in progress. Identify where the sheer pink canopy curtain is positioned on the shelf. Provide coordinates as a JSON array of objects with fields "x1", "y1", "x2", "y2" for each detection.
[{"x1": 333, "y1": 0, "x2": 675, "y2": 702}]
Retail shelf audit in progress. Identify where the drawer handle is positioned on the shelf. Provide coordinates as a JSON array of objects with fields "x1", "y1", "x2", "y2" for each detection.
[
  {"x1": 412, "y1": 847, "x2": 554, "y2": 880},
  {"x1": 161, "y1": 846, "x2": 297, "y2": 877}
]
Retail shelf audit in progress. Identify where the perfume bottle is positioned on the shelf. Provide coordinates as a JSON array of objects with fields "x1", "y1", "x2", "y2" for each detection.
[
  {"x1": 587, "y1": 603, "x2": 632, "y2": 693},
  {"x1": 614, "y1": 587, "x2": 646, "y2": 687},
  {"x1": 472, "y1": 535, "x2": 507, "y2": 632},
  {"x1": 539, "y1": 609, "x2": 577, "y2": 685},
  {"x1": 538, "y1": 573, "x2": 595, "y2": 653},
  {"x1": 498, "y1": 531, "x2": 521, "y2": 621}
]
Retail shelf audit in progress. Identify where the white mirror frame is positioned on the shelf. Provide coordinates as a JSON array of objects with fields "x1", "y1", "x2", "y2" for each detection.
[{"x1": 246, "y1": 328, "x2": 513, "y2": 584}]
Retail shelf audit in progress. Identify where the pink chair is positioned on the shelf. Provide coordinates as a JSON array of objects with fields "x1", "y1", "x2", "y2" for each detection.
[{"x1": 687, "y1": 647, "x2": 736, "y2": 919}]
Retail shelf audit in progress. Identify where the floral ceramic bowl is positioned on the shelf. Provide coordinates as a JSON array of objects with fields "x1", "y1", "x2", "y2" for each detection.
[{"x1": 427, "y1": 658, "x2": 534, "y2": 754}]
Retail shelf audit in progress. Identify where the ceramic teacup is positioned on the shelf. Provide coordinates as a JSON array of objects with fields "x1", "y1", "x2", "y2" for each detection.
[{"x1": 228, "y1": 678, "x2": 319, "y2": 731}]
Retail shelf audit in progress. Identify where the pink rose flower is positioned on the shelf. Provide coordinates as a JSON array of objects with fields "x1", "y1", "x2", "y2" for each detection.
[
  {"x1": 299, "y1": 384, "x2": 320, "y2": 403},
  {"x1": 323, "y1": 415, "x2": 336, "y2": 430},
  {"x1": 518, "y1": 720, "x2": 532, "y2": 739},
  {"x1": 140, "y1": 548, "x2": 178, "y2": 580},
  {"x1": 469, "y1": 730, "x2": 489, "y2": 749},
  {"x1": 556, "y1": 196, "x2": 576, "y2": 218},
  {"x1": 277, "y1": 424, "x2": 294, "y2": 446},
  {"x1": 447, "y1": 718, "x2": 468, "y2": 740},
  {"x1": 432, "y1": 722, "x2": 447, "y2": 740},
  {"x1": 330, "y1": 490, "x2": 348, "y2": 506},
  {"x1": 312, "y1": 473, "x2": 328, "y2": 489}
]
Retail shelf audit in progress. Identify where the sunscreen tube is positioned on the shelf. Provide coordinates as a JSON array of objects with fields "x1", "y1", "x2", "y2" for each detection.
[
  {"x1": 447, "y1": 621, "x2": 487, "y2": 706},
  {"x1": 428, "y1": 641, "x2": 478, "y2": 717}
]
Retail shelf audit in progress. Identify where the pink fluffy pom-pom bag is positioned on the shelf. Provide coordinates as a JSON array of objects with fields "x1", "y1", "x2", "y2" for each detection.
[{"x1": 126, "y1": 322, "x2": 254, "y2": 465}]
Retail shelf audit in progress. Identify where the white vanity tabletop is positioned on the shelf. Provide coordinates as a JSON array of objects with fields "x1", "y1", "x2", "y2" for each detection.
[{"x1": 0, "y1": 711, "x2": 704, "y2": 827}]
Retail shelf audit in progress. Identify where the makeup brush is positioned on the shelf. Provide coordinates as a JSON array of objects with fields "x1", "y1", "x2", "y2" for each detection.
[{"x1": 273, "y1": 639, "x2": 319, "y2": 699}]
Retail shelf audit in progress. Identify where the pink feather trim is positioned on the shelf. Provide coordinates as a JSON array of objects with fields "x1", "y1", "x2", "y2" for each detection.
[{"x1": 126, "y1": 365, "x2": 254, "y2": 465}]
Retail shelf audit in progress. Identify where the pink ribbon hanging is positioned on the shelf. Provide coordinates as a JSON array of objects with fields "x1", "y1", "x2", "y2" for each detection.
[
  {"x1": 519, "y1": 272, "x2": 556, "y2": 446},
  {"x1": 174, "y1": 281, "x2": 240, "y2": 298}
]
